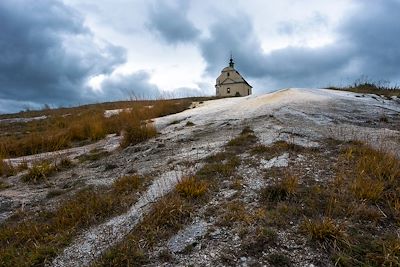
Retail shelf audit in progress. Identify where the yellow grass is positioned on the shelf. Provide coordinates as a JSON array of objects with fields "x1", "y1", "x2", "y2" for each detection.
[
  {"x1": 176, "y1": 177, "x2": 209, "y2": 198},
  {"x1": 0, "y1": 99, "x2": 193, "y2": 158}
]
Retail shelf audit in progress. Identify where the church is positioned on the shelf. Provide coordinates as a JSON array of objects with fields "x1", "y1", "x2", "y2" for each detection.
[{"x1": 215, "y1": 56, "x2": 252, "y2": 97}]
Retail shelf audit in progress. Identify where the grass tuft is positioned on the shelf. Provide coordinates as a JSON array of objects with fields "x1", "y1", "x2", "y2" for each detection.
[
  {"x1": 120, "y1": 122, "x2": 157, "y2": 148},
  {"x1": 112, "y1": 175, "x2": 142, "y2": 195},
  {"x1": 261, "y1": 175, "x2": 299, "y2": 203},
  {"x1": 227, "y1": 127, "x2": 257, "y2": 148},
  {"x1": 176, "y1": 177, "x2": 209, "y2": 198},
  {"x1": 301, "y1": 217, "x2": 348, "y2": 248},
  {"x1": 0, "y1": 158, "x2": 15, "y2": 177},
  {"x1": 22, "y1": 161, "x2": 56, "y2": 183}
]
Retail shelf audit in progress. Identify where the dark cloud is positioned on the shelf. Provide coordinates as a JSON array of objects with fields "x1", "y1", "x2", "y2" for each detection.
[
  {"x1": 200, "y1": 0, "x2": 400, "y2": 90},
  {"x1": 147, "y1": 1, "x2": 200, "y2": 44},
  {"x1": 168, "y1": 87, "x2": 204, "y2": 98},
  {"x1": 277, "y1": 12, "x2": 328, "y2": 36},
  {"x1": 96, "y1": 72, "x2": 204, "y2": 101},
  {"x1": 340, "y1": 0, "x2": 400, "y2": 81},
  {"x1": 0, "y1": 0, "x2": 126, "y2": 110},
  {"x1": 97, "y1": 71, "x2": 161, "y2": 100}
]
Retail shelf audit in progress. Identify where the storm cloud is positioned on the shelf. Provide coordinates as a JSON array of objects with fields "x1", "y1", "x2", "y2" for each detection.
[
  {"x1": 147, "y1": 0, "x2": 200, "y2": 44},
  {"x1": 199, "y1": 0, "x2": 400, "y2": 89},
  {"x1": 97, "y1": 71, "x2": 161, "y2": 100},
  {"x1": 0, "y1": 0, "x2": 126, "y2": 110},
  {"x1": 1, "y1": 0, "x2": 400, "y2": 113}
]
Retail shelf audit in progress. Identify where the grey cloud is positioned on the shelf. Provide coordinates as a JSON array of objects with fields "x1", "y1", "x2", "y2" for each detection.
[
  {"x1": 340, "y1": 0, "x2": 400, "y2": 81},
  {"x1": 147, "y1": 1, "x2": 200, "y2": 44},
  {"x1": 97, "y1": 72, "x2": 205, "y2": 101},
  {"x1": 0, "y1": 0, "x2": 126, "y2": 109},
  {"x1": 97, "y1": 71, "x2": 161, "y2": 100},
  {"x1": 168, "y1": 87, "x2": 204, "y2": 98},
  {"x1": 200, "y1": 0, "x2": 400, "y2": 91},
  {"x1": 277, "y1": 12, "x2": 328, "y2": 36}
]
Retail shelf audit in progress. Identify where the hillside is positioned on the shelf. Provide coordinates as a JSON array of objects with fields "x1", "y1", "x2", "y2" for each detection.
[{"x1": 1, "y1": 88, "x2": 400, "y2": 266}]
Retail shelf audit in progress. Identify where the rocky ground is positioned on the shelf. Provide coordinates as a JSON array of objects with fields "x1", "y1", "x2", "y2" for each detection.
[{"x1": 1, "y1": 88, "x2": 399, "y2": 266}]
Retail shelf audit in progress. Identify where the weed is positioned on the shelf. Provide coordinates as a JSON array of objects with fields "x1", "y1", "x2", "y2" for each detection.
[
  {"x1": 241, "y1": 227, "x2": 277, "y2": 256},
  {"x1": 333, "y1": 235, "x2": 400, "y2": 267},
  {"x1": 350, "y1": 177, "x2": 384, "y2": 202},
  {"x1": 0, "y1": 158, "x2": 15, "y2": 177},
  {"x1": 328, "y1": 80, "x2": 400, "y2": 97},
  {"x1": 112, "y1": 175, "x2": 142, "y2": 195},
  {"x1": 240, "y1": 126, "x2": 254, "y2": 135},
  {"x1": 22, "y1": 161, "x2": 56, "y2": 183},
  {"x1": 77, "y1": 149, "x2": 110, "y2": 162},
  {"x1": 0, "y1": 180, "x2": 11, "y2": 190},
  {"x1": 251, "y1": 140, "x2": 303, "y2": 158},
  {"x1": 379, "y1": 114, "x2": 389, "y2": 123},
  {"x1": 267, "y1": 252, "x2": 292, "y2": 266},
  {"x1": 120, "y1": 122, "x2": 157, "y2": 148},
  {"x1": 230, "y1": 177, "x2": 243, "y2": 190},
  {"x1": 57, "y1": 158, "x2": 74, "y2": 169},
  {"x1": 176, "y1": 177, "x2": 209, "y2": 198},
  {"x1": 301, "y1": 217, "x2": 348, "y2": 248},
  {"x1": 197, "y1": 158, "x2": 240, "y2": 178},
  {"x1": 158, "y1": 249, "x2": 173, "y2": 262},
  {"x1": 261, "y1": 175, "x2": 299, "y2": 203},
  {"x1": 227, "y1": 127, "x2": 257, "y2": 149},
  {"x1": 103, "y1": 163, "x2": 117, "y2": 171},
  {"x1": 280, "y1": 175, "x2": 299, "y2": 195},
  {"x1": 46, "y1": 189, "x2": 65, "y2": 198},
  {"x1": 218, "y1": 201, "x2": 253, "y2": 226}
]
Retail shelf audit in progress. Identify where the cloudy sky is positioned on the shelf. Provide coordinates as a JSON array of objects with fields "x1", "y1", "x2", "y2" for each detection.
[{"x1": 1, "y1": 0, "x2": 400, "y2": 113}]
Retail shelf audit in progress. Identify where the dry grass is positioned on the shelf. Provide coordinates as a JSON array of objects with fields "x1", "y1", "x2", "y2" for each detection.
[
  {"x1": 0, "y1": 158, "x2": 15, "y2": 177},
  {"x1": 22, "y1": 160, "x2": 56, "y2": 183},
  {"x1": 261, "y1": 175, "x2": 299, "y2": 203},
  {"x1": 301, "y1": 217, "x2": 348, "y2": 247},
  {"x1": 120, "y1": 121, "x2": 157, "y2": 148},
  {"x1": 0, "y1": 180, "x2": 11, "y2": 190},
  {"x1": 327, "y1": 81, "x2": 400, "y2": 97},
  {"x1": 77, "y1": 149, "x2": 110, "y2": 162},
  {"x1": 94, "y1": 192, "x2": 193, "y2": 266},
  {"x1": 252, "y1": 139, "x2": 400, "y2": 266},
  {"x1": 197, "y1": 152, "x2": 240, "y2": 179},
  {"x1": 218, "y1": 201, "x2": 254, "y2": 227},
  {"x1": 350, "y1": 176, "x2": 385, "y2": 201},
  {"x1": 251, "y1": 140, "x2": 304, "y2": 159},
  {"x1": 112, "y1": 175, "x2": 142, "y2": 195},
  {"x1": 241, "y1": 226, "x2": 278, "y2": 257},
  {"x1": 93, "y1": 130, "x2": 253, "y2": 266},
  {"x1": 226, "y1": 126, "x2": 258, "y2": 150},
  {"x1": 176, "y1": 176, "x2": 209, "y2": 198},
  {"x1": 0, "y1": 175, "x2": 147, "y2": 266},
  {"x1": 0, "y1": 99, "x2": 192, "y2": 158}
]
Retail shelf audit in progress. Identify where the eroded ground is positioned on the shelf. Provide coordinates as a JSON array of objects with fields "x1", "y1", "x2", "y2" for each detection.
[{"x1": 1, "y1": 88, "x2": 399, "y2": 266}]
